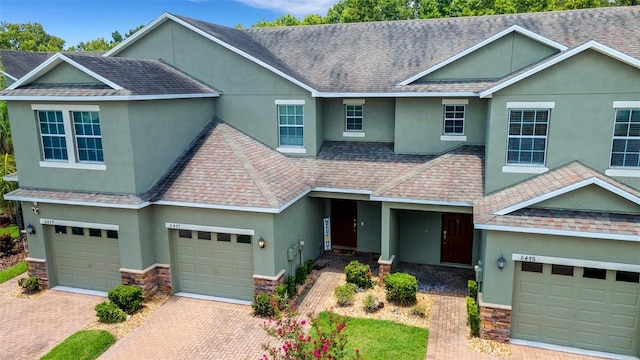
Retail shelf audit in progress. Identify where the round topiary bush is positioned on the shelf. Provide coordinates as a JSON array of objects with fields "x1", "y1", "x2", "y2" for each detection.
[
  {"x1": 384, "y1": 272, "x2": 418, "y2": 305},
  {"x1": 344, "y1": 260, "x2": 373, "y2": 289},
  {"x1": 95, "y1": 301, "x2": 127, "y2": 323},
  {"x1": 107, "y1": 285, "x2": 143, "y2": 314}
]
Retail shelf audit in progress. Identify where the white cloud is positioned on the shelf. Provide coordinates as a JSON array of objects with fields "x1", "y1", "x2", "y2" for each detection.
[{"x1": 233, "y1": 0, "x2": 340, "y2": 16}]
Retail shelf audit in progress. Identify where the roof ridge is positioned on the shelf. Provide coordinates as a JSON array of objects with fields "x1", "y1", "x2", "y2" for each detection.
[
  {"x1": 216, "y1": 123, "x2": 281, "y2": 208},
  {"x1": 373, "y1": 153, "x2": 448, "y2": 196}
]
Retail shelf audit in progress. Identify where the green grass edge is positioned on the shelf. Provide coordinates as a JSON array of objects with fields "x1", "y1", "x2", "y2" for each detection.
[
  {"x1": 40, "y1": 330, "x2": 115, "y2": 360},
  {"x1": 0, "y1": 261, "x2": 27, "y2": 284},
  {"x1": 0, "y1": 225, "x2": 20, "y2": 238}
]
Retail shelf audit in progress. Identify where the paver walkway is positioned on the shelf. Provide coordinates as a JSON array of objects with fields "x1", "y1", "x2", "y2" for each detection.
[
  {"x1": 0, "y1": 275, "x2": 104, "y2": 360},
  {"x1": 99, "y1": 296, "x2": 270, "y2": 360}
]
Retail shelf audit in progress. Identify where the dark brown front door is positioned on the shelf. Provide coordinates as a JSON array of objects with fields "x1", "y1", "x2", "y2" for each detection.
[
  {"x1": 441, "y1": 213, "x2": 473, "y2": 265},
  {"x1": 331, "y1": 200, "x2": 357, "y2": 248}
]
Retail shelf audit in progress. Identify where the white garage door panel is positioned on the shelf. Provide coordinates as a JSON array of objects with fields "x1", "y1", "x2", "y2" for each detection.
[
  {"x1": 512, "y1": 262, "x2": 640, "y2": 356},
  {"x1": 174, "y1": 233, "x2": 254, "y2": 301},
  {"x1": 53, "y1": 231, "x2": 121, "y2": 292}
]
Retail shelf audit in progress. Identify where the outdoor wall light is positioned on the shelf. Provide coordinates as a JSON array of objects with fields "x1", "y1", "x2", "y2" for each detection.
[
  {"x1": 497, "y1": 254, "x2": 506, "y2": 271},
  {"x1": 258, "y1": 236, "x2": 266, "y2": 249},
  {"x1": 26, "y1": 223, "x2": 36, "y2": 235}
]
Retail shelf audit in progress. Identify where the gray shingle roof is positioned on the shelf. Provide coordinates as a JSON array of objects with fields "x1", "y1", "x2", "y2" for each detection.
[
  {"x1": 0, "y1": 50, "x2": 102, "y2": 80},
  {"x1": 0, "y1": 54, "x2": 219, "y2": 98},
  {"x1": 239, "y1": 6, "x2": 639, "y2": 92}
]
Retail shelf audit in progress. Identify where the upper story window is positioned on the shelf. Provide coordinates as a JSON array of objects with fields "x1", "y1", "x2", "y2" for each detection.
[
  {"x1": 610, "y1": 108, "x2": 640, "y2": 168},
  {"x1": 33, "y1": 104, "x2": 106, "y2": 170},
  {"x1": 507, "y1": 108, "x2": 550, "y2": 166},
  {"x1": 441, "y1": 99, "x2": 468, "y2": 141},
  {"x1": 276, "y1": 100, "x2": 306, "y2": 154},
  {"x1": 345, "y1": 104, "x2": 363, "y2": 132}
]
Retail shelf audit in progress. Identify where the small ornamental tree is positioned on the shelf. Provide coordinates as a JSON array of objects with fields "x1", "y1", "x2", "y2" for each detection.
[{"x1": 261, "y1": 304, "x2": 362, "y2": 360}]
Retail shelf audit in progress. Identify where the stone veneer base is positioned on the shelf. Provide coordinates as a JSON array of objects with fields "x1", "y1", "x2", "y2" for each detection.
[
  {"x1": 26, "y1": 258, "x2": 49, "y2": 289},
  {"x1": 479, "y1": 303, "x2": 512, "y2": 343},
  {"x1": 253, "y1": 270, "x2": 285, "y2": 295},
  {"x1": 120, "y1": 264, "x2": 172, "y2": 299},
  {"x1": 377, "y1": 255, "x2": 395, "y2": 280}
]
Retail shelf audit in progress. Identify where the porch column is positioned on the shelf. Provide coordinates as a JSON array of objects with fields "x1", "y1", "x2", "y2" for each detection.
[{"x1": 379, "y1": 203, "x2": 397, "y2": 277}]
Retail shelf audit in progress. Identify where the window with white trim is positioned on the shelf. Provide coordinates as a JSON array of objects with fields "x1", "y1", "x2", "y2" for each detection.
[
  {"x1": 610, "y1": 108, "x2": 640, "y2": 168},
  {"x1": 345, "y1": 104, "x2": 363, "y2": 132},
  {"x1": 507, "y1": 109, "x2": 550, "y2": 165},
  {"x1": 277, "y1": 104, "x2": 304, "y2": 147},
  {"x1": 34, "y1": 104, "x2": 105, "y2": 169},
  {"x1": 443, "y1": 105, "x2": 465, "y2": 135}
]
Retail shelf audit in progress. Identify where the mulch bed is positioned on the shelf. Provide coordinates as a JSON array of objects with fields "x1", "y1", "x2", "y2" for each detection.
[{"x1": 0, "y1": 235, "x2": 28, "y2": 271}]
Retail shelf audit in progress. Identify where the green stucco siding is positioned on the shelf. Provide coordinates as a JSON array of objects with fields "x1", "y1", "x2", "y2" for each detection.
[
  {"x1": 481, "y1": 231, "x2": 640, "y2": 306},
  {"x1": 485, "y1": 50, "x2": 640, "y2": 193},
  {"x1": 420, "y1": 33, "x2": 558, "y2": 81},
  {"x1": 127, "y1": 99, "x2": 214, "y2": 193},
  {"x1": 116, "y1": 21, "x2": 318, "y2": 156},
  {"x1": 35, "y1": 62, "x2": 99, "y2": 84},
  {"x1": 394, "y1": 98, "x2": 487, "y2": 154},
  {"x1": 397, "y1": 210, "x2": 442, "y2": 265},
  {"x1": 535, "y1": 184, "x2": 640, "y2": 214},
  {"x1": 273, "y1": 197, "x2": 324, "y2": 278},
  {"x1": 322, "y1": 99, "x2": 394, "y2": 142},
  {"x1": 356, "y1": 201, "x2": 382, "y2": 253}
]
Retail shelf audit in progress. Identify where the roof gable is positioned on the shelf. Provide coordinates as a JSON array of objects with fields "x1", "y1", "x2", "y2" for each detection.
[
  {"x1": 480, "y1": 41, "x2": 640, "y2": 97},
  {"x1": 533, "y1": 184, "x2": 640, "y2": 214},
  {"x1": 399, "y1": 25, "x2": 566, "y2": 85}
]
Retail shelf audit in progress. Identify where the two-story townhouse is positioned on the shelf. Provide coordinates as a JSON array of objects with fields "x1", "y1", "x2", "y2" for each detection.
[{"x1": 1, "y1": 6, "x2": 639, "y2": 358}]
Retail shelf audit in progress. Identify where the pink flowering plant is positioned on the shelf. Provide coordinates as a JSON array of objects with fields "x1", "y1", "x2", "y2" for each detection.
[{"x1": 261, "y1": 302, "x2": 362, "y2": 360}]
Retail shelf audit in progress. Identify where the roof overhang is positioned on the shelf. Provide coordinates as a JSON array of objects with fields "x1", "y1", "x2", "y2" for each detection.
[
  {"x1": 315, "y1": 91, "x2": 478, "y2": 98},
  {"x1": 0, "y1": 93, "x2": 220, "y2": 101},
  {"x1": 475, "y1": 223, "x2": 640, "y2": 242},
  {"x1": 398, "y1": 25, "x2": 568, "y2": 86},
  {"x1": 1, "y1": 71, "x2": 18, "y2": 82},
  {"x1": 479, "y1": 41, "x2": 640, "y2": 98}
]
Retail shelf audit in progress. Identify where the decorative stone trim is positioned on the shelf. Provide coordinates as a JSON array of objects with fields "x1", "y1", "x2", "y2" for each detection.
[
  {"x1": 478, "y1": 293, "x2": 511, "y2": 343},
  {"x1": 378, "y1": 255, "x2": 395, "y2": 280},
  {"x1": 120, "y1": 263, "x2": 172, "y2": 299},
  {"x1": 26, "y1": 257, "x2": 49, "y2": 289},
  {"x1": 253, "y1": 269, "x2": 285, "y2": 295}
]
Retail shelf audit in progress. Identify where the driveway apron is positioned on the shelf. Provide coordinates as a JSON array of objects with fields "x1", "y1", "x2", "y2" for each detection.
[{"x1": 0, "y1": 275, "x2": 104, "y2": 360}]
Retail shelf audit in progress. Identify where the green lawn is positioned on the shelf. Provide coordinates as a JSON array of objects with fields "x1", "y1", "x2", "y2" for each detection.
[
  {"x1": 316, "y1": 311, "x2": 429, "y2": 360},
  {"x1": 0, "y1": 225, "x2": 19, "y2": 239},
  {"x1": 40, "y1": 330, "x2": 115, "y2": 360},
  {"x1": 0, "y1": 261, "x2": 27, "y2": 284}
]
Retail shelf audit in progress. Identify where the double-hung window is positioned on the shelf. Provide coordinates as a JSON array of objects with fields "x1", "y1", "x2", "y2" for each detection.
[
  {"x1": 276, "y1": 100, "x2": 305, "y2": 154},
  {"x1": 33, "y1": 104, "x2": 105, "y2": 170},
  {"x1": 441, "y1": 99, "x2": 468, "y2": 141},
  {"x1": 343, "y1": 99, "x2": 365, "y2": 137},
  {"x1": 610, "y1": 108, "x2": 640, "y2": 168},
  {"x1": 503, "y1": 102, "x2": 554, "y2": 174}
]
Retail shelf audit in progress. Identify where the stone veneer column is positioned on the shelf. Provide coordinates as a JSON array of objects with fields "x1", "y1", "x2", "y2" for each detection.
[
  {"x1": 26, "y1": 257, "x2": 49, "y2": 289},
  {"x1": 253, "y1": 270, "x2": 286, "y2": 295},
  {"x1": 120, "y1": 264, "x2": 171, "y2": 299},
  {"x1": 478, "y1": 293, "x2": 511, "y2": 343},
  {"x1": 377, "y1": 255, "x2": 395, "y2": 281}
]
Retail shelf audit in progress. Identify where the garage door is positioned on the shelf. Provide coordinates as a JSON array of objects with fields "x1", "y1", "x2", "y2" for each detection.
[
  {"x1": 173, "y1": 229, "x2": 254, "y2": 301},
  {"x1": 52, "y1": 226, "x2": 122, "y2": 292},
  {"x1": 512, "y1": 261, "x2": 640, "y2": 356}
]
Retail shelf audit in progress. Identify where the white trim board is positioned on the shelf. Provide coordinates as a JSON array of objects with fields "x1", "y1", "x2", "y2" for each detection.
[
  {"x1": 480, "y1": 41, "x2": 640, "y2": 98},
  {"x1": 51, "y1": 286, "x2": 107, "y2": 298},
  {"x1": 370, "y1": 196, "x2": 473, "y2": 207},
  {"x1": 0, "y1": 93, "x2": 220, "y2": 101},
  {"x1": 494, "y1": 177, "x2": 640, "y2": 215},
  {"x1": 39, "y1": 218, "x2": 119, "y2": 231},
  {"x1": 4, "y1": 193, "x2": 150, "y2": 210},
  {"x1": 511, "y1": 253, "x2": 640, "y2": 272},
  {"x1": 1, "y1": 71, "x2": 18, "y2": 82},
  {"x1": 174, "y1": 292, "x2": 251, "y2": 306},
  {"x1": 316, "y1": 91, "x2": 478, "y2": 98},
  {"x1": 475, "y1": 223, "x2": 640, "y2": 242},
  {"x1": 398, "y1": 25, "x2": 567, "y2": 86},
  {"x1": 7, "y1": 53, "x2": 123, "y2": 91},
  {"x1": 165, "y1": 222, "x2": 255, "y2": 236}
]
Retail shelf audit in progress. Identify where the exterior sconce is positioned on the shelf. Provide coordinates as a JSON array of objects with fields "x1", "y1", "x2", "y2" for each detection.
[
  {"x1": 26, "y1": 223, "x2": 36, "y2": 235},
  {"x1": 497, "y1": 254, "x2": 506, "y2": 271},
  {"x1": 258, "y1": 236, "x2": 265, "y2": 249}
]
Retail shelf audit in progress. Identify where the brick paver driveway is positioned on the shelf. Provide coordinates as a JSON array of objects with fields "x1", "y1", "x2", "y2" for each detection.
[
  {"x1": 0, "y1": 275, "x2": 105, "y2": 360},
  {"x1": 99, "y1": 296, "x2": 270, "y2": 360}
]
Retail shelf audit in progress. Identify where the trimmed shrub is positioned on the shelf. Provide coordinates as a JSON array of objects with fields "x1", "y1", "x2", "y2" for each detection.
[
  {"x1": 468, "y1": 280, "x2": 478, "y2": 300},
  {"x1": 411, "y1": 304, "x2": 427, "y2": 318},
  {"x1": 287, "y1": 275, "x2": 297, "y2": 298},
  {"x1": 275, "y1": 284, "x2": 288, "y2": 299},
  {"x1": 305, "y1": 259, "x2": 315, "y2": 275},
  {"x1": 466, "y1": 296, "x2": 480, "y2": 336},
  {"x1": 18, "y1": 276, "x2": 40, "y2": 293},
  {"x1": 295, "y1": 263, "x2": 308, "y2": 285},
  {"x1": 95, "y1": 301, "x2": 127, "y2": 323},
  {"x1": 384, "y1": 272, "x2": 418, "y2": 305},
  {"x1": 344, "y1": 260, "x2": 373, "y2": 289},
  {"x1": 252, "y1": 292, "x2": 276, "y2": 317},
  {"x1": 362, "y1": 294, "x2": 380, "y2": 313},
  {"x1": 108, "y1": 285, "x2": 143, "y2": 314},
  {"x1": 334, "y1": 283, "x2": 357, "y2": 307}
]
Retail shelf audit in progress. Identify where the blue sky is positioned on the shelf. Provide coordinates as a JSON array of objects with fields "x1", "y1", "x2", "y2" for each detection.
[{"x1": 0, "y1": 0, "x2": 340, "y2": 48}]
